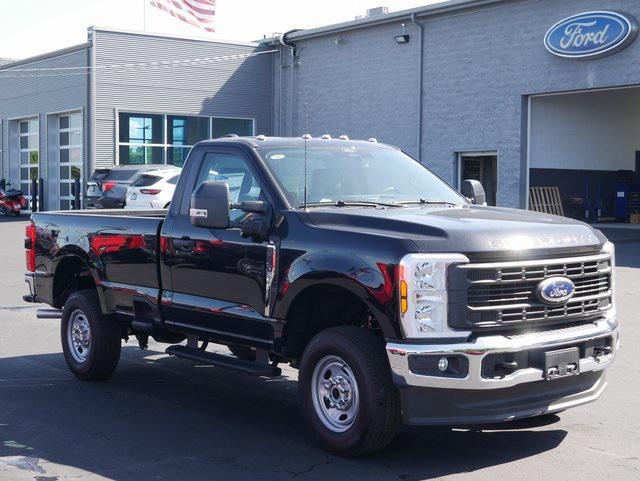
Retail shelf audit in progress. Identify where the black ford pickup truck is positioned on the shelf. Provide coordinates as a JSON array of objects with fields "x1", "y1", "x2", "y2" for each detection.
[{"x1": 24, "y1": 136, "x2": 618, "y2": 456}]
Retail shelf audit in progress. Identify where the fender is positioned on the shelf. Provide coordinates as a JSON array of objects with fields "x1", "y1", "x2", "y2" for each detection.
[
  {"x1": 49, "y1": 246, "x2": 108, "y2": 313},
  {"x1": 273, "y1": 251, "x2": 402, "y2": 339}
]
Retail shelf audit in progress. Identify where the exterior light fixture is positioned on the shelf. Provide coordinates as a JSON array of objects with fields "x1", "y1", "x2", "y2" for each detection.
[{"x1": 395, "y1": 23, "x2": 410, "y2": 43}]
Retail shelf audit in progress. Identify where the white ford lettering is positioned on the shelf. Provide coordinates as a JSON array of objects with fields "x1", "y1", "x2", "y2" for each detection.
[{"x1": 189, "y1": 208, "x2": 208, "y2": 218}]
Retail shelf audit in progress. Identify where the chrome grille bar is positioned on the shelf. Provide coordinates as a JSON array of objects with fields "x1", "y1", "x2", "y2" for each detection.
[{"x1": 459, "y1": 252, "x2": 613, "y2": 328}]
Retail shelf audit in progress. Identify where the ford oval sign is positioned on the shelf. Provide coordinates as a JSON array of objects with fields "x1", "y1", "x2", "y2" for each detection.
[
  {"x1": 544, "y1": 11, "x2": 638, "y2": 59},
  {"x1": 536, "y1": 277, "x2": 575, "y2": 305}
]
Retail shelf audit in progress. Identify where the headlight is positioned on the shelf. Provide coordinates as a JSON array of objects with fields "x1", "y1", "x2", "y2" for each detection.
[{"x1": 398, "y1": 253, "x2": 470, "y2": 339}]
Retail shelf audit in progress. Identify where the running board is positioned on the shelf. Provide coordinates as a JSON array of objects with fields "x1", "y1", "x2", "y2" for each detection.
[
  {"x1": 37, "y1": 308, "x2": 62, "y2": 319},
  {"x1": 165, "y1": 345, "x2": 282, "y2": 377}
]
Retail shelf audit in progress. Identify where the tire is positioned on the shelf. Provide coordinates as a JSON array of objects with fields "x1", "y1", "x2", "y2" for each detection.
[
  {"x1": 61, "y1": 289, "x2": 122, "y2": 381},
  {"x1": 299, "y1": 326, "x2": 401, "y2": 457}
]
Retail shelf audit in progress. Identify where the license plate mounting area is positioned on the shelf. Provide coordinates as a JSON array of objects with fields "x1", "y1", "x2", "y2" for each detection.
[{"x1": 544, "y1": 347, "x2": 580, "y2": 380}]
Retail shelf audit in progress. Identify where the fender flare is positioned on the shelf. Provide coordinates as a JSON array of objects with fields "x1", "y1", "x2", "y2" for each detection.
[
  {"x1": 52, "y1": 247, "x2": 107, "y2": 313},
  {"x1": 273, "y1": 253, "x2": 401, "y2": 339}
]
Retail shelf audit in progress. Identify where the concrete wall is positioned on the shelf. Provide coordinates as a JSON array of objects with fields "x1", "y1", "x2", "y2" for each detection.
[
  {"x1": 274, "y1": 0, "x2": 640, "y2": 208},
  {"x1": 0, "y1": 45, "x2": 88, "y2": 210},
  {"x1": 531, "y1": 88, "x2": 640, "y2": 171},
  {"x1": 92, "y1": 28, "x2": 274, "y2": 170}
]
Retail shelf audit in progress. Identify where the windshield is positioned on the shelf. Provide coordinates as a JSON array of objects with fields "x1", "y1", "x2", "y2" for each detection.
[{"x1": 258, "y1": 143, "x2": 466, "y2": 208}]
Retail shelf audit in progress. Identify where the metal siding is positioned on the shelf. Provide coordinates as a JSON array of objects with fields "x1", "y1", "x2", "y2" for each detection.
[
  {"x1": 93, "y1": 30, "x2": 274, "y2": 169},
  {"x1": 0, "y1": 48, "x2": 87, "y2": 202},
  {"x1": 274, "y1": 22, "x2": 419, "y2": 153},
  {"x1": 276, "y1": 0, "x2": 640, "y2": 208}
]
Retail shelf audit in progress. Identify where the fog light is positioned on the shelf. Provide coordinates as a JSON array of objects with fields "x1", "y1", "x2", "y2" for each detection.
[{"x1": 437, "y1": 357, "x2": 449, "y2": 372}]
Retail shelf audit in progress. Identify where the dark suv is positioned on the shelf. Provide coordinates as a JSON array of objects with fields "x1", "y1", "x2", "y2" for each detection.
[{"x1": 86, "y1": 164, "x2": 179, "y2": 209}]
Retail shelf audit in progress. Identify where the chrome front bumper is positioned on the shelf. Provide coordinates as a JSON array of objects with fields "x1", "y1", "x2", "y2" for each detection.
[{"x1": 386, "y1": 313, "x2": 619, "y2": 390}]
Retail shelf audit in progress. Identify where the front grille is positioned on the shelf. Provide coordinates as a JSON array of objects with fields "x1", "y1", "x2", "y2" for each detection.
[{"x1": 455, "y1": 253, "x2": 612, "y2": 330}]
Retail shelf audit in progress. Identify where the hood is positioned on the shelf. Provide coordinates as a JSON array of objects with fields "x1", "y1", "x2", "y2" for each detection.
[{"x1": 306, "y1": 205, "x2": 605, "y2": 261}]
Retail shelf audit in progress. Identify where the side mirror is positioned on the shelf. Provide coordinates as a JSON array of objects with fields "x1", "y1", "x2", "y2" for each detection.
[
  {"x1": 461, "y1": 179, "x2": 486, "y2": 205},
  {"x1": 190, "y1": 181, "x2": 230, "y2": 228}
]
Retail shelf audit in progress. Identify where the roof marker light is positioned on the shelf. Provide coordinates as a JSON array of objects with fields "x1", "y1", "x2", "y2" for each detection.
[
  {"x1": 339, "y1": 135, "x2": 350, "y2": 140},
  {"x1": 321, "y1": 134, "x2": 332, "y2": 140}
]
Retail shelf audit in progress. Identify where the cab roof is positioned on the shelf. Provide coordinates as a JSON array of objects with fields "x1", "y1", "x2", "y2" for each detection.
[{"x1": 196, "y1": 135, "x2": 397, "y2": 150}]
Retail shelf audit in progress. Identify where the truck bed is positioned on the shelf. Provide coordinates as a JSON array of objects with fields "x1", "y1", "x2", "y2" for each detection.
[
  {"x1": 30, "y1": 209, "x2": 166, "y2": 315},
  {"x1": 43, "y1": 208, "x2": 168, "y2": 218}
]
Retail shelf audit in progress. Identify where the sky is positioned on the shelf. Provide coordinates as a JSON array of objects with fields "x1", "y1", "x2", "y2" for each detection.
[{"x1": 0, "y1": 0, "x2": 444, "y2": 60}]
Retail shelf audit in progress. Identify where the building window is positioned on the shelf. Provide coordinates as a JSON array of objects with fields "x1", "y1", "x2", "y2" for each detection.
[
  {"x1": 59, "y1": 112, "x2": 83, "y2": 210},
  {"x1": 212, "y1": 118, "x2": 254, "y2": 138},
  {"x1": 167, "y1": 115, "x2": 209, "y2": 166},
  {"x1": 19, "y1": 118, "x2": 39, "y2": 209},
  {"x1": 117, "y1": 112, "x2": 255, "y2": 167},
  {"x1": 119, "y1": 113, "x2": 164, "y2": 165}
]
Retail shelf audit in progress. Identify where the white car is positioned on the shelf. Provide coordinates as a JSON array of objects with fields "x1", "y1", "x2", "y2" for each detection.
[{"x1": 124, "y1": 168, "x2": 181, "y2": 210}]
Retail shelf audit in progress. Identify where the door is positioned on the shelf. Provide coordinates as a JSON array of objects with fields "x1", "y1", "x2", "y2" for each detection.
[
  {"x1": 460, "y1": 153, "x2": 497, "y2": 206},
  {"x1": 18, "y1": 118, "x2": 39, "y2": 212},
  {"x1": 162, "y1": 147, "x2": 274, "y2": 346},
  {"x1": 58, "y1": 112, "x2": 83, "y2": 210}
]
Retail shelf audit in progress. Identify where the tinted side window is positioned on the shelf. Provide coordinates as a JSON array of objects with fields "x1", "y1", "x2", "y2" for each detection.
[
  {"x1": 132, "y1": 175, "x2": 161, "y2": 187},
  {"x1": 167, "y1": 175, "x2": 180, "y2": 185},
  {"x1": 107, "y1": 170, "x2": 139, "y2": 181},
  {"x1": 195, "y1": 151, "x2": 263, "y2": 222}
]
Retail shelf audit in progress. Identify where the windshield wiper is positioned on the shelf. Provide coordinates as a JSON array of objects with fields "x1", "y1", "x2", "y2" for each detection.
[
  {"x1": 299, "y1": 200, "x2": 403, "y2": 209},
  {"x1": 396, "y1": 199, "x2": 459, "y2": 206}
]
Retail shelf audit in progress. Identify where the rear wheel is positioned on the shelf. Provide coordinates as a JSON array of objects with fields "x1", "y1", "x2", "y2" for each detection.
[
  {"x1": 299, "y1": 326, "x2": 400, "y2": 457},
  {"x1": 61, "y1": 290, "x2": 121, "y2": 381}
]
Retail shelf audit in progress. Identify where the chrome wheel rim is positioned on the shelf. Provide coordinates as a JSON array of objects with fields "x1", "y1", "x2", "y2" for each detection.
[
  {"x1": 67, "y1": 309, "x2": 91, "y2": 363},
  {"x1": 311, "y1": 355, "x2": 360, "y2": 433}
]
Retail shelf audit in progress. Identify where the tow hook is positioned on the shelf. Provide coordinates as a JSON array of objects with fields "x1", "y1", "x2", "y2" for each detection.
[{"x1": 594, "y1": 346, "x2": 612, "y2": 360}]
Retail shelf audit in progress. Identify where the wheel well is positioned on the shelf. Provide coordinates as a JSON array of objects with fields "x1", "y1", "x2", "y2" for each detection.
[
  {"x1": 283, "y1": 284, "x2": 381, "y2": 361},
  {"x1": 52, "y1": 256, "x2": 96, "y2": 309}
]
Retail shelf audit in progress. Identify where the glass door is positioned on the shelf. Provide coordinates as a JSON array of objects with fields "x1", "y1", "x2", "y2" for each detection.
[
  {"x1": 19, "y1": 118, "x2": 39, "y2": 212},
  {"x1": 59, "y1": 113, "x2": 83, "y2": 209}
]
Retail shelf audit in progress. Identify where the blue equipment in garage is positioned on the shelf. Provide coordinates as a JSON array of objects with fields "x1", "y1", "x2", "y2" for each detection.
[
  {"x1": 614, "y1": 182, "x2": 640, "y2": 221},
  {"x1": 614, "y1": 169, "x2": 640, "y2": 221}
]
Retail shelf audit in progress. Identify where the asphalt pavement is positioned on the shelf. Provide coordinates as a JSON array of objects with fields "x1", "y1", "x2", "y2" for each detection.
[{"x1": 0, "y1": 216, "x2": 638, "y2": 481}]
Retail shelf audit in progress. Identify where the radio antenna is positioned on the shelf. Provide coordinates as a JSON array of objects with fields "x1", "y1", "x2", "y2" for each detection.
[{"x1": 303, "y1": 102, "x2": 308, "y2": 210}]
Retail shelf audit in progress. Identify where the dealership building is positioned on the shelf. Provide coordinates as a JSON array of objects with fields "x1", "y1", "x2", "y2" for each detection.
[{"x1": 1, "y1": 0, "x2": 640, "y2": 218}]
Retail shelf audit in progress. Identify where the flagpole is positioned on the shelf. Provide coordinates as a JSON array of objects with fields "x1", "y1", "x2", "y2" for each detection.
[{"x1": 143, "y1": 0, "x2": 147, "y2": 31}]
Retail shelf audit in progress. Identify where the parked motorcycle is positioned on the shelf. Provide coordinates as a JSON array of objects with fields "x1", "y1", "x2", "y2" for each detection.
[{"x1": 0, "y1": 184, "x2": 28, "y2": 216}]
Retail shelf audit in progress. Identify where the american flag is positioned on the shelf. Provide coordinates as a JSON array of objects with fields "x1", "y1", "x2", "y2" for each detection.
[{"x1": 150, "y1": 0, "x2": 216, "y2": 33}]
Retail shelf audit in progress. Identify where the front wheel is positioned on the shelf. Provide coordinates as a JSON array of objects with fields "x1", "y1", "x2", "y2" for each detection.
[
  {"x1": 299, "y1": 326, "x2": 401, "y2": 457},
  {"x1": 61, "y1": 290, "x2": 122, "y2": 381}
]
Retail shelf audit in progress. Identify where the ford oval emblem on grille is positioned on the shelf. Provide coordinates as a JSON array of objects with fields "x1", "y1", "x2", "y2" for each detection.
[{"x1": 536, "y1": 277, "x2": 575, "y2": 305}]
